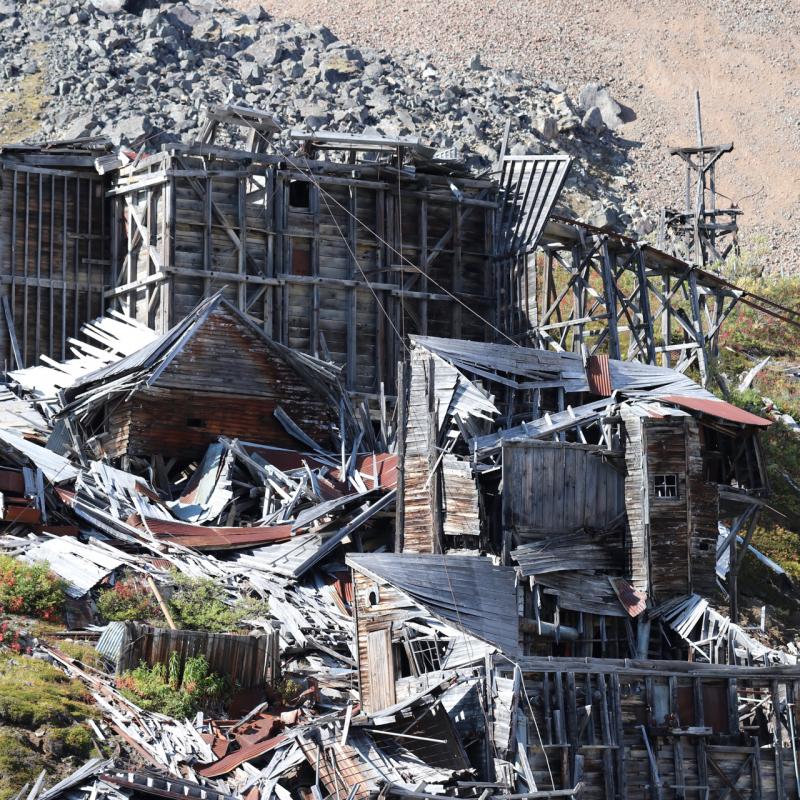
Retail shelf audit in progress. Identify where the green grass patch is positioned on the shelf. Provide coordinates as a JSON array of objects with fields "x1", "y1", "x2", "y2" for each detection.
[
  {"x1": 0, "y1": 731, "x2": 40, "y2": 800},
  {"x1": 0, "y1": 654, "x2": 96, "y2": 728},
  {"x1": 56, "y1": 640, "x2": 106, "y2": 671},
  {"x1": 117, "y1": 654, "x2": 228, "y2": 718},
  {"x1": 0, "y1": 654, "x2": 97, "y2": 800}
]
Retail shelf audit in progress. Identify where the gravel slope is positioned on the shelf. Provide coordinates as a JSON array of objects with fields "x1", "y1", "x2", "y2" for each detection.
[{"x1": 239, "y1": 0, "x2": 800, "y2": 271}]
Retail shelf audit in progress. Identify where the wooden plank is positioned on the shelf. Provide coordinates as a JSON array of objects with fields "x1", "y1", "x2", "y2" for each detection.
[{"x1": 366, "y1": 627, "x2": 395, "y2": 712}]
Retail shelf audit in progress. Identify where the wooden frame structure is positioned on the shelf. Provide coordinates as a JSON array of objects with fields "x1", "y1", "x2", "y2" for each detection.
[
  {"x1": 0, "y1": 142, "x2": 111, "y2": 369},
  {"x1": 501, "y1": 217, "x2": 744, "y2": 386},
  {"x1": 658, "y1": 93, "x2": 742, "y2": 268},
  {"x1": 106, "y1": 139, "x2": 498, "y2": 396},
  {"x1": 498, "y1": 655, "x2": 800, "y2": 800}
]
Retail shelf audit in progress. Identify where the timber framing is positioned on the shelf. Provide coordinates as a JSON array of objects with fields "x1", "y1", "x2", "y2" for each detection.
[
  {"x1": 105, "y1": 142, "x2": 498, "y2": 396},
  {"x1": 499, "y1": 217, "x2": 744, "y2": 386},
  {"x1": 0, "y1": 141, "x2": 111, "y2": 370}
]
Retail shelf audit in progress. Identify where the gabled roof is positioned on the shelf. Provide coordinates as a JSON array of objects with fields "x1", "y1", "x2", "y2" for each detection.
[
  {"x1": 61, "y1": 293, "x2": 346, "y2": 413},
  {"x1": 346, "y1": 552, "x2": 519, "y2": 655}
]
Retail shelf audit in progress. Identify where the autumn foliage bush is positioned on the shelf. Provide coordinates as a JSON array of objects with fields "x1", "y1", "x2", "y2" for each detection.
[
  {"x1": 0, "y1": 556, "x2": 64, "y2": 620},
  {"x1": 96, "y1": 576, "x2": 161, "y2": 622}
]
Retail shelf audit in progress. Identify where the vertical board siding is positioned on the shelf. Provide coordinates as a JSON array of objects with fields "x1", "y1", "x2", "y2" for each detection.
[
  {"x1": 0, "y1": 160, "x2": 109, "y2": 368},
  {"x1": 117, "y1": 622, "x2": 280, "y2": 689},
  {"x1": 502, "y1": 440, "x2": 625, "y2": 542},
  {"x1": 109, "y1": 150, "x2": 497, "y2": 395}
]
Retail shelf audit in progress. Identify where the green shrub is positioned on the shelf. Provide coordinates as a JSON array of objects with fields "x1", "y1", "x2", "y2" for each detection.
[
  {"x1": 42, "y1": 723, "x2": 95, "y2": 760},
  {"x1": 0, "y1": 654, "x2": 96, "y2": 727},
  {"x1": 96, "y1": 577, "x2": 161, "y2": 623},
  {"x1": 60, "y1": 724, "x2": 94, "y2": 756},
  {"x1": 0, "y1": 556, "x2": 65, "y2": 620},
  {"x1": 168, "y1": 574, "x2": 268, "y2": 633},
  {"x1": 117, "y1": 654, "x2": 228, "y2": 718}
]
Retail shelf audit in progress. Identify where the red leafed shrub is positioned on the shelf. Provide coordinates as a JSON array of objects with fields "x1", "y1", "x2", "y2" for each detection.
[
  {"x1": 96, "y1": 577, "x2": 160, "y2": 622},
  {"x1": 0, "y1": 620, "x2": 28, "y2": 654},
  {"x1": 0, "y1": 556, "x2": 64, "y2": 621}
]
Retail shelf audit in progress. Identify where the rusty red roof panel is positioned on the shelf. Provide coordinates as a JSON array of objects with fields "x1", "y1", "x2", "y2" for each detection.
[
  {"x1": 198, "y1": 733, "x2": 287, "y2": 777},
  {"x1": 660, "y1": 394, "x2": 772, "y2": 427},
  {"x1": 586, "y1": 354, "x2": 612, "y2": 397},
  {"x1": 608, "y1": 577, "x2": 647, "y2": 617},
  {"x1": 129, "y1": 515, "x2": 293, "y2": 550},
  {"x1": 339, "y1": 452, "x2": 398, "y2": 490}
]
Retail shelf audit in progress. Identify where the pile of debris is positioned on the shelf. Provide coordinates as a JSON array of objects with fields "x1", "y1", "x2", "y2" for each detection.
[{"x1": 0, "y1": 272, "x2": 798, "y2": 800}]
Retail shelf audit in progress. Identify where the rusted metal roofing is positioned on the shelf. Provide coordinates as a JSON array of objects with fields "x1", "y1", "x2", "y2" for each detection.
[
  {"x1": 586, "y1": 354, "x2": 612, "y2": 396},
  {"x1": 102, "y1": 770, "x2": 239, "y2": 800},
  {"x1": 608, "y1": 577, "x2": 647, "y2": 617},
  {"x1": 198, "y1": 733, "x2": 288, "y2": 777},
  {"x1": 129, "y1": 515, "x2": 293, "y2": 550},
  {"x1": 660, "y1": 394, "x2": 772, "y2": 427}
]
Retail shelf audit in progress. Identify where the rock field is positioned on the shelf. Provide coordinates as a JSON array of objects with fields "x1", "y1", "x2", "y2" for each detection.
[{"x1": 1, "y1": 0, "x2": 797, "y2": 263}]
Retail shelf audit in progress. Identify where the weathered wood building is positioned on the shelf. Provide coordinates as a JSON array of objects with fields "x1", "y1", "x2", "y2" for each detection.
[
  {"x1": 105, "y1": 117, "x2": 501, "y2": 396},
  {"x1": 60, "y1": 293, "x2": 346, "y2": 461},
  {"x1": 393, "y1": 337, "x2": 773, "y2": 659}
]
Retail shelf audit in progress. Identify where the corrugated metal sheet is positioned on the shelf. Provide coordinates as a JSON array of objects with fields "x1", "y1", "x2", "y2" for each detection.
[
  {"x1": 0, "y1": 427, "x2": 79, "y2": 483},
  {"x1": 512, "y1": 530, "x2": 619, "y2": 576},
  {"x1": 96, "y1": 621, "x2": 127, "y2": 661},
  {"x1": 660, "y1": 394, "x2": 772, "y2": 426},
  {"x1": 22, "y1": 536, "x2": 123, "y2": 597},
  {"x1": 347, "y1": 553, "x2": 519, "y2": 655},
  {"x1": 608, "y1": 577, "x2": 647, "y2": 617},
  {"x1": 130, "y1": 515, "x2": 293, "y2": 550},
  {"x1": 223, "y1": 533, "x2": 325, "y2": 579},
  {"x1": 586, "y1": 353, "x2": 612, "y2": 396},
  {"x1": 495, "y1": 154, "x2": 572, "y2": 257}
]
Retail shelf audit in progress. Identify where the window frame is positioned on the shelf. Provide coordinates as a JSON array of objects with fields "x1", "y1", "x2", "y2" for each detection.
[{"x1": 653, "y1": 472, "x2": 680, "y2": 500}]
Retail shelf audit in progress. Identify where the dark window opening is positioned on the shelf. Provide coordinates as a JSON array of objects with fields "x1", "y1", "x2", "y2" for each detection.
[
  {"x1": 366, "y1": 583, "x2": 381, "y2": 607},
  {"x1": 186, "y1": 418, "x2": 205, "y2": 428},
  {"x1": 654, "y1": 473, "x2": 679, "y2": 499},
  {"x1": 288, "y1": 180, "x2": 310, "y2": 209}
]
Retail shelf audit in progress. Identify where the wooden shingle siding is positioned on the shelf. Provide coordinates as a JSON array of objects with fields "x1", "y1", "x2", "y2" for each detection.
[
  {"x1": 623, "y1": 410, "x2": 720, "y2": 601},
  {"x1": 441, "y1": 454, "x2": 481, "y2": 542},
  {"x1": 400, "y1": 350, "x2": 441, "y2": 553}
]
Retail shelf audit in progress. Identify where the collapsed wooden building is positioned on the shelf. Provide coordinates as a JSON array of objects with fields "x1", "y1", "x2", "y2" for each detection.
[
  {"x1": 3, "y1": 104, "x2": 787, "y2": 397},
  {"x1": 2, "y1": 104, "x2": 800, "y2": 800}
]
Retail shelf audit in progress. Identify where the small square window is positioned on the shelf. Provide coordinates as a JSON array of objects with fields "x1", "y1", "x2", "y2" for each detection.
[
  {"x1": 288, "y1": 180, "x2": 310, "y2": 209},
  {"x1": 653, "y1": 474, "x2": 679, "y2": 499}
]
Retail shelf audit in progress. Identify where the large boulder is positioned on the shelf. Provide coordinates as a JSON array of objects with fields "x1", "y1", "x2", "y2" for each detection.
[{"x1": 578, "y1": 83, "x2": 624, "y2": 130}]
